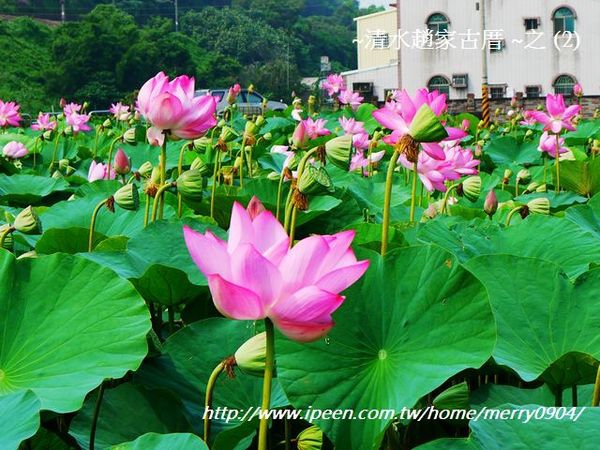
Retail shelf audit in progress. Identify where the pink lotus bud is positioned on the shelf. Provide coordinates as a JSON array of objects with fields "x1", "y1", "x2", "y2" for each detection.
[
  {"x1": 227, "y1": 84, "x2": 241, "y2": 104},
  {"x1": 510, "y1": 97, "x2": 518, "y2": 108},
  {"x1": 574, "y1": 83, "x2": 583, "y2": 97},
  {"x1": 114, "y1": 148, "x2": 131, "y2": 175},
  {"x1": 291, "y1": 121, "x2": 308, "y2": 148},
  {"x1": 247, "y1": 196, "x2": 266, "y2": 220},
  {"x1": 59, "y1": 97, "x2": 66, "y2": 108},
  {"x1": 484, "y1": 190, "x2": 498, "y2": 217},
  {"x1": 461, "y1": 119, "x2": 470, "y2": 131}
]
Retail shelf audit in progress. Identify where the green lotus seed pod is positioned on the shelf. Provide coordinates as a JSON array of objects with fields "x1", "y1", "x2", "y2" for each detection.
[
  {"x1": 220, "y1": 126, "x2": 238, "y2": 143},
  {"x1": 298, "y1": 165, "x2": 334, "y2": 196},
  {"x1": 150, "y1": 167, "x2": 161, "y2": 185},
  {"x1": 190, "y1": 157, "x2": 210, "y2": 176},
  {"x1": 0, "y1": 224, "x2": 14, "y2": 250},
  {"x1": 123, "y1": 127, "x2": 137, "y2": 145},
  {"x1": 42, "y1": 130, "x2": 54, "y2": 141},
  {"x1": 137, "y1": 161, "x2": 153, "y2": 179},
  {"x1": 527, "y1": 197, "x2": 550, "y2": 215},
  {"x1": 245, "y1": 120, "x2": 258, "y2": 137},
  {"x1": 63, "y1": 126, "x2": 73, "y2": 136},
  {"x1": 193, "y1": 136, "x2": 212, "y2": 151},
  {"x1": 58, "y1": 159, "x2": 70, "y2": 172},
  {"x1": 536, "y1": 183, "x2": 547, "y2": 193},
  {"x1": 217, "y1": 119, "x2": 227, "y2": 128},
  {"x1": 102, "y1": 118, "x2": 112, "y2": 128},
  {"x1": 234, "y1": 332, "x2": 266, "y2": 377},
  {"x1": 525, "y1": 182, "x2": 540, "y2": 193},
  {"x1": 503, "y1": 169, "x2": 513, "y2": 179},
  {"x1": 113, "y1": 184, "x2": 140, "y2": 211},
  {"x1": 408, "y1": 105, "x2": 449, "y2": 143},
  {"x1": 263, "y1": 132, "x2": 272, "y2": 141},
  {"x1": 255, "y1": 115, "x2": 266, "y2": 129},
  {"x1": 297, "y1": 425, "x2": 323, "y2": 450},
  {"x1": 176, "y1": 170, "x2": 204, "y2": 202},
  {"x1": 51, "y1": 170, "x2": 63, "y2": 179},
  {"x1": 325, "y1": 135, "x2": 353, "y2": 170},
  {"x1": 461, "y1": 176, "x2": 481, "y2": 202},
  {"x1": 13, "y1": 206, "x2": 42, "y2": 234},
  {"x1": 517, "y1": 169, "x2": 531, "y2": 183}
]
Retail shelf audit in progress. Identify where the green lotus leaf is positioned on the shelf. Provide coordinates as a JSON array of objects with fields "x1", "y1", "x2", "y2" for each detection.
[
  {"x1": 0, "y1": 174, "x2": 70, "y2": 205},
  {"x1": 483, "y1": 136, "x2": 542, "y2": 167},
  {"x1": 554, "y1": 158, "x2": 600, "y2": 197},
  {"x1": 108, "y1": 433, "x2": 208, "y2": 450},
  {"x1": 471, "y1": 383, "x2": 595, "y2": 409},
  {"x1": 565, "y1": 193, "x2": 600, "y2": 239},
  {"x1": 276, "y1": 246, "x2": 495, "y2": 450},
  {"x1": 0, "y1": 390, "x2": 40, "y2": 450}
]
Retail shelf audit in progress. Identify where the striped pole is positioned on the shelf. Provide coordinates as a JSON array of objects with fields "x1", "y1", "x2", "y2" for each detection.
[{"x1": 481, "y1": 84, "x2": 491, "y2": 127}]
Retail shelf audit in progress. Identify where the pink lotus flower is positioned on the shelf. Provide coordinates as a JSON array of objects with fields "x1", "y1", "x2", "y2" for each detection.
[
  {"x1": 520, "y1": 110, "x2": 537, "y2": 126},
  {"x1": 114, "y1": 148, "x2": 131, "y2": 175},
  {"x1": 31, "y1": 113, "x2": 57, "y2": 131},
  {"x1": 322, "y1": 74, "x2": 345, "y2": 97},
  {"x1": 183, "y1": 198, "x2": 369, "y2": 342},
  {"x1": 338, "y1": 90, "x2": 363, "y2": 110},
  {"x1": 530, "y1": 94, "x2": 580, "y2": 133},
  {"x1": 303, "y1": 118, "x2": 331, "y2": 139},
  {"x1": 461, "y1": 119, "x2": 470, "y2": 132},
  {"x1": 0, "y1": 100, "x2": 22, "y2": 128},
  {"x1": 137, "y1": 72, "x2": 217, "y2": 147},
  {"x1": 88, "y1": 161, "x2": 116, "y2": 182},
  {"x1": 110, "y1": 102, "x2": 130, "y2": 121},
  {"x1": 291, "y1": 121, "x2": 308, "y2": 148},
  {"x1": 538, "y1": 132, "x2": 569, "y2": 158},
  {"x1": 227, "y1": 83, "x2": 241, "y2": 104},
  {"x1": 339, "y1": 117, "x2": 366, "y2": 135},
  {"x1": 574, "y1": 83, "x2": 583, "y2": 97},
  {"x1": 2, "y1": 141, "x2": 28, "y2": 159},
  {"x1": 444, "y1": 146, "x2": 480, "y2": 177},
  {"x1": 398, "y1": 151, "x2": 452, "y2": 192},
  {"x1": 352, "y1": 133, "x2": 370, "y2": 150},
  {"x1": 271, "y1": 145, "x2": 295, "y2": 171},
  {"x1": 66, "y1": 112, "x2": 91, "y2": 134},
  {"x1": 63, "y1": 102, "x2": 82, "y2": 116},
  {"x1": 350, "y1": 148, "x2": 385, "y2": 174}
]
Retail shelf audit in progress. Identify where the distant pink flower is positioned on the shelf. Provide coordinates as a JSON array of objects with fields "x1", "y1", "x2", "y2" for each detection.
[
  {"x1": 303, "y1": 118, "x2": 331, "y2": 139},
  {"x1": 338, "y1": 90, "x2": 363, "y2": 110},
  {"x1": 538, "y1": 132, "x2": 569, "y2": 158},
  {"x1": 88, "y1": 161, "x2": 116, "y2": 182},
  {"x1": 184, "y1": 197, "x2": 369, "y2": 342},
  {"x1": 352, "y1": 133, "x2": 370, "y2": 150},
  {"x1": 573, "y1": 83, "x2": 583, "y2": 97},
  {"x1": 66, "y1": 112, "x2": 92, "y2": 134},
  {"x1": 520, "y1": 110, "x2": 537, "y2": 126},
  {"x1": 137, "y1": 71, "x2": 217, "y2": 146},
  {"x1": 227, "y1": 83, "x2": 241, "y2": 104},
  {"x1": 63, "y1": 102, "x2": 82, "y2": 116},
  {"x1": 339, "y1": 117, "x2": 366, "y2": 135},
  {"x1": 110, "y1": 102, "x2": 130, "y2": 121},
  {"x1": 2, "y1": 141, "x2": 28, "y2": 159},
  {"x1": 530, "y1": 94, "x2": 580, "y2": 133},
  {"x1": 322, "y1": 74, "x2": 345, "y2": 97},
  {"x1": 0, "y1": 100, "x2": 21, "y2": 128},
  {"x1": 350, "y1": 148, "x2": 385, "y2": 174},
  {"x1": 31, "y1": 113, "x2": 57, "y2": 132}
]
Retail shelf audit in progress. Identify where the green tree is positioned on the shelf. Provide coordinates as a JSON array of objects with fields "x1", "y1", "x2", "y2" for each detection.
[{"x1": 231, "y1": 0, "x2": 304, "y2": 27}]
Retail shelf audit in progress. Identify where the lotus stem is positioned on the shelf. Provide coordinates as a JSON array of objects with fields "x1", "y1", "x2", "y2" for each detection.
[
  {"x1": 32, "y1": 136, "x2": 40, "y2": 169},
  {"x1": 409, "y1": 161, "x2": 419, "y2": 223},
  {"x1": 555, "y1": 134, "x2": 561, "y2": 193},
  {"x1": 289, "y1": 205, "x2": 298, "y2": 248},
  {"x1": 143, "y1": 194, "x2": 151, "y2": 227},
  {"x1": 258, "y1": 318, "x2": 275, "y2": 450},
  {"x1": 239, "y1": 135, "x2": 247, "y2": 188},
  {"x1": 177, "y1": 143, "x2": 188, "y2": 218},
  {"x1": 49, "y1": 132, "x2": 61, "y2": 172},
  {"x1": 106, "y1": 135, "x2": 123, "y2": 182},
  {"x1": 159, "y1": 136, "x2": 168, "y2": 219},
  {"x1": 505, "y1": 206, "x2": 523, "y2": 227},
  {"x1": 151, "y1": 183, "x2": 174, "y2": 223},
  {"x1": 210, "y1": 150, "x2": 222, "y2": 219},
  {"x1": 441, "y1": 184, "x2": 459, "y2": 215},
  {"x1": 381, "y1": 150, "x2": 401, "y2": 256},
  {"x1": 276, "y1": 171, "x2": 286, "y2": 221},
  {"x1": 572, "y1": 385, "x2": 578, "y2": 407},
  {"x1": 89, "y1": 382, "x2": 105, "y2": 450},
  {"x1": 204, "y1": 361, "x2": 225, "y2": 443},
  {"x1": 88, "y1": 199, "x2": 107, "y2": 252},
  {"x1": 593, "y1": 366, "x2": 600, "y2": 407}
]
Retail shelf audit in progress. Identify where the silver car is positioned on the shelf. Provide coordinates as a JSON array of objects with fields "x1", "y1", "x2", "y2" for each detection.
[{"x1": 195, "y1": 89, "x2": 287, "y2": 116}]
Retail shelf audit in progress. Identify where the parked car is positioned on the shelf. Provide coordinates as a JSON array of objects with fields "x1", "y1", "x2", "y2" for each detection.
[{"x1": 195, "y1": 89, "x2": 287, "y2": 116}]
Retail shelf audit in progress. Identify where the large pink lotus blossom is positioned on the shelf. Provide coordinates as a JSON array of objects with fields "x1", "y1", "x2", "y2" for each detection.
[
  {"x1": 339, "y1": 117, "x2": 366, "y2": 135},
  {"x1": 0, "y1": 100, "x2": 21, "y2": 128},
  {"x1": 350, "y1": 148, "x2": 385, "y2": 174},
  {"x1": 66, "y1": 112, "x2": 91, "y2": 134},
  {"x1": 2, "y1": 141, "x2": 28, "y2": 159},
  {"x1": 538, "y1": 132, "x2": 569, "y2": 158},
  {"x1": 137, "y1": 72, "x2": 217, "y2": 146},
  {"x1": 110, "y1": 102, "x2": 130, "y2": 121},
  {"x1": 530, "y1": 94, "x2": 580, "y2": 133},
  {"x1": 303, "y1": 117, "x2": 331, "y2": 139},
  {"x1": 88, "y1": 161, "x2": 116, "y2": 182},
  {"x1": 63, "y1": 102, "x2": 82, "y2": 116},
  {"x1": 184, "y1": 198, "x2": 369, "y2": 342},
  {"x1": 338, "y1": 90, "x2": 363, "y2": 110},
  {"x1": 31, "y1": 113, "x2": 57, "y2": 131},
  {"x1": 322, "y1": 74, "x2": 345, "y2": 97},
  {"x1": 374, "y1": 88, "x2": 466, "y2": 160}
]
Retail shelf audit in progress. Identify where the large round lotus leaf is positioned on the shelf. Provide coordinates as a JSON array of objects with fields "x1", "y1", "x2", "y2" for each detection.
[
  {"x1": 554, "y1": 158, "x2": 600, "y2": 197},
  {"x1": 483, "y1": 136, "x2": 542, "y2": 167},
  {"x1": 0, "y1": 390, "x2": 40, "y2": 450},
  {"x1": 0, "y1": 249, "x2": 150, "y2": 412},
  {"x1": 276, "y1": 246, "x2": 496, "y2": 450},
  {"x1": 565, "y1": 193, "x2": 600, "y2": 239},
  {"x1": 0, "y1": 174, "x2": 70, "y2": 205},
  {"x1": 69, "y1": 383, "x2": 193, "y2": 449},
  {"x1": 465, "y1": 255, "x2": 600, "y2": 383},
  {"x1": 417, "y1": 405, "x2": 600, "y2": 449},
  {"x1": 471, "y1": 383, "x2": 595, "y2": 409},
  {"x1": 108, "y1": 433, "x2": 208, "y2": 450}
]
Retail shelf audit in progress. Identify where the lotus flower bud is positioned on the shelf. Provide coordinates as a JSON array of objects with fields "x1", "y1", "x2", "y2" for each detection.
[
  {"x1": 484, "y1": 190, "x2": 498, "y2": 217},
  {"x1": 113, "y1": 184, "x2": 139, "y2": 211},
  {"x1": 292, "y1": 122, "x2": 308, "y2": 149},
  {"x1": 176, "y1": 170, "x2": 204, "y2": 202},
  {"x1": 114, "y1": 148, "x2": 131, "y2": 175},
  {"x1": 516, "y1": 169, "x2": 531, "y2": 184},
  {"x1": 494, "y1": 108, "x2": 501, "y2": 117},
  {"x1": 190, "y1": 157, "x2": 210, "y2": 176},
  {"x1": 325, "y1": 135, "x2": 353, "y2": 170},
  {"x1": 527, "y1": 197, "x2": 550, "y2": 216},
  {"x1": 13, "y1": 206, "x2": 42, "y2": 234},
  {"x1": 298, "y1": 165, "x2": 334, "y2": 196},
  {"x1": 123, "y1": 127, "x2": 137, "y2": 145},
  {"x1": 103, "y1": 118, "x2": 112, "y2": 128},
  {"x1": 246, "y1": 196, "x2": 266, "y2": 220},
  {"x1": 193, "y1": 136, "x2": 212, "y2": 151},
  {"x1": 137, "y1": 161, "x2": 153, "y2": 179},
  {"x1": 82, "y1": 101, "x2": 90, "y2": 111},
  {"x1": 0, "y1": 224, "x2": 13, "y2": 250},
  {"x1": 43, "y1": 130, "x2": 54, "y2": 141},
  {"x1": 297, "y1": 425, "x2": 323, "y2": 450},
  {"x1": 459, "y1": 176, "x2": 481, "y2": 202},
  {"x1": 59, "y1": 97, "x2": 66, "y2": 108},
  {"x1": 461, "y1": 119, "x2": 470, "y2": 131},
  {"x1": 408, "y1": 105, "x2": 448, "y2": 143},
  {"x1": 574, "y1": 83, "x2": 583, "y2": 97},
  {"x1": 502, "y1": 169, "x2": 512, "y2": 184},
  {"x1": 233, "y1": 332, "x2": 267, "y2": 377}
]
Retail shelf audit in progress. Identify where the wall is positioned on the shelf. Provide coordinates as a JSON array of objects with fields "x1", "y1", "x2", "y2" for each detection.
[{"x1": 356, "y1": 9, "x2": 398, "y2": 70}]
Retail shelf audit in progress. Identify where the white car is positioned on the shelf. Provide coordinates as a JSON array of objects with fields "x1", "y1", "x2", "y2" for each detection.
[{"x1": 195, "y1": 89, "x2": 287, "y2": 116}]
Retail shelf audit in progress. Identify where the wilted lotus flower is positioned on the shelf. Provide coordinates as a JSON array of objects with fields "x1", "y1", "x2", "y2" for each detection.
[
  {"x1": 114, "y1": 148, "x2": 131, "y2": 175},
  {"x1": 31, "y1": 113, "x2": 57, "y2": 132},
  {"x1": 484, "y1": 190, "x2": 498, "y2": 217},
  {"x1": 2, "y1": 141, "x2": 28, "y2": 159},
  {"x1": 137, "y1": 72, "x2": 217, "y2": 146},
  {"x1": 0, "y1": 100, "x2": 22, "y2": 128},
  {"x1": 183, "y1": 197, "x2": 369, "y2": 342}
]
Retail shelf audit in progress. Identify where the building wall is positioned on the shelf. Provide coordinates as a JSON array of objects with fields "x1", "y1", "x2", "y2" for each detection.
[
  {"x1": 356, "y1": 9, "x2": 398, "y2": 70},
  {"x1": 399, "y1": 0, "x2": 600, "y2": 99},
  {"x1": 343, "y1": 64, "x2": 399, "y2": 101}
]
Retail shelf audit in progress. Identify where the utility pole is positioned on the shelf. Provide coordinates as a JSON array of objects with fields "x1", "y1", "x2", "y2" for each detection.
[
  {"x1": 479, "y1": 0, "x2": 490, "y2": 126},
  {"x1": 60, "y1": 0, "x2": 65, "y2": 23},
  {"x1": 174, "y1": 0, "x2": 179, "y2": 32}
]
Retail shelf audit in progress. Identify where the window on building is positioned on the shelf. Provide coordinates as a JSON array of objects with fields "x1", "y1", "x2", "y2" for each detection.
[
  {"x1": 524, "y1": 18, "x2": 540, "y2": 31},
  {"x1": 426, "y1": 13, "x2": 450, "y2": 37},
  {"x1": 525, "y1": 85, "x2": 542, "y2": 98},
  {"x1": 371, "y1": 32, "x2": 390, "y2": 49},
  {"x1": 489, "y1": 85, "x2": 506, "y2": 99},
  {"x1": 553, "y1": 7, "x2": 575, "y2": 34},
  {"x1": 427, "y1": 76, "x2": 450, "y2": 96},
  {"x1": 452, "y1": 74, "x2": 469, "y2": 89},
  {"x1": 489, "y1": 39, "x2": 505, "y2": 53},
  {"x1": 553, "y1": 75, "x2": 576, "y2": 96}
]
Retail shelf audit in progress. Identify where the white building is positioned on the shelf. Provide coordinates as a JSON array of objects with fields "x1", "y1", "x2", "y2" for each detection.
[{"x1": 343, "y1": 1, "x2": 600, "y2": 102}]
